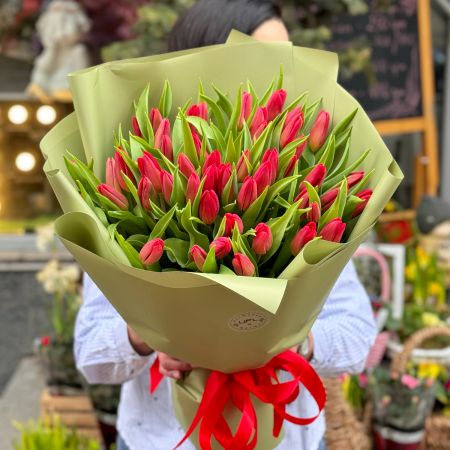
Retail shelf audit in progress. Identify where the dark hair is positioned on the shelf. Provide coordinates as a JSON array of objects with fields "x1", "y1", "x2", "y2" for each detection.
[{"x1": 168, "y1": 0, "x2": 282, "y2": 52}]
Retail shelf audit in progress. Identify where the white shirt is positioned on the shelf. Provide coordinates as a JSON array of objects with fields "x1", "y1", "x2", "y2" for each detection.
[{"x1": 75, "y1": 261, "x2": 376, "y2": 450}]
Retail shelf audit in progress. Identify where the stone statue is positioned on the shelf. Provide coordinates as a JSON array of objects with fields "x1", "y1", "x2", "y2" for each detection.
[{"x1": 27, "y1": 0, "x2": 91, "y2": 102}]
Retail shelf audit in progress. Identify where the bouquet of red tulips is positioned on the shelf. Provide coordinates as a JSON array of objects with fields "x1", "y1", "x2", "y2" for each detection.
[{"x1": 42, "y1": 32, "x2": 402, "y2": 450}]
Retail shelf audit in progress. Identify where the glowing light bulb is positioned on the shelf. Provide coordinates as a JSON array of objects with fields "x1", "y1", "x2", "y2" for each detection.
[
  {"x1": 36, "y1": 105, "x2": 57, "y2": 125},
  {"x1": 8, "y1": 105, "x2": 28, "y2": 124},
  {"x1": 15, "y1": 152, "x2": 36, "y2": 172}
]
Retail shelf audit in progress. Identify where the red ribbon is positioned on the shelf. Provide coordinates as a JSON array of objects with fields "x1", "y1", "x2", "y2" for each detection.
[{"x1": 149, "y1": 350, "x2": 326, "y2": 450}]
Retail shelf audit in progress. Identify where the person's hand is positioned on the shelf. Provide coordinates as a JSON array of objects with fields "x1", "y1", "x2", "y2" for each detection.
[
  {"x1": 157, "y1": 352, "x2": 193, "y2": 380},
  {"x1": 127, "y1": 326, "x2": 153, "y2": 356}
]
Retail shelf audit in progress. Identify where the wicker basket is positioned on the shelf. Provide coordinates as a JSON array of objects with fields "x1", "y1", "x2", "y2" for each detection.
[
  {"x1": 390, "y1": 326, "x2": 450, "y2": 450},
  {"x1": 323, "y1": 378, "x2": 371, "y2": 450}
]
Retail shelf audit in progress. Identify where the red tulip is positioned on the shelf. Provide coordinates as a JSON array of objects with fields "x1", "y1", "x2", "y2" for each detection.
[
  {"x1": 114, "y1": 150, "x2": 135, "y2": 192},
  {"x1": 192, "y1": 129, "x2": 202, "y2": 157},
  {"x1": 250, "y1": 107, "x2": 268, "y2": 139},
  {"x1": 298, "y1": 163, "x2": 327, "y2": 197},
  {"x1": 306, "y1": 201, "x2": 321, "y2": 223},
  {"x1": 237, "y1": 177, "x2": 257, "y2": 211},
  {"x1": 223, "y1": 213, "x2": 244, "y2": 236},
  {"x1": 106, "y1": 157, "x2": 121, "y2": 192},
  {"x1": 238, "y1": 91, "x2": 252, "y2": 129},
  {"x1": 202, "y1": 150, "x2": 221, "y2": 175},
  {"x1": 261, "y1": 148, "x2": 279, "y2": 183},
  {"x1": 138, "y1": 153, "x2": 162, "y2": 192},
  {"x1": 319, "y1": 218, "x2": 346, "y2": 242},
  {"x1": 203, "y1": 165, "x2": 218, "y2": 192},
  {"x1": 217, "y1": 163, "x2": 232, "y2": 197},
  {"x1": 187, "y1": 102, "x2": 208, "y2": 121},
  {"x1": 161, "y1": 171, "x2": 173, "y2": 204},
  {"x1": 186, "y1": 173, "x2": 201, "y2": 203},
  {"x1": 139, "y1": 238, "x2": 164, "y2": 265},
  {"x1": 98, "y1": 184, "x2": 129, "y2": 210},
  {"x1": 149, "y1": 107, "x2": 162, "y2": 132},
  {"x1": 199, "y1": 190, "x2": 219, "y2": 225},
  {"x1": 131, "y1": 116, "x2": 142, "y2": 137},
  {"x1": 296, "y1": 136, "x2": 307, "y2": 158},
  {"x1": 284, "y1": 154, "x2": 299, "y2": 177},
  {"x1": 160, "y1": 134, "x2": 173, "y2": 161},
  {"x1": 347, "y1": 171, "x2": 365, "y2": 189},
  {"x1": 266, "y1": 89, "x2": 287, "y2": 121},
  {"x1": 352, "y1": 189, "x2": 373, "y2": 218},
  {"x1": 232, "y1": 253, "x2": 255, "y2": 276},
  {"x1": 138, "y1": 176, "x2": 155, "y2": 212},
  {"x1": 252, "y1": 223, "x2": 273, "y2": 255},
  {"x1": 291, "y1": 222, "x2": 317, "y2": 256},
  {"x1": 309, "y1": 110, "x2": 330, "y2": 151},
  {"x1": 320, "y1": 187, "x2": 339, "y2": 212},
  {"x1": 210, "y1": 237, "x2": 232, "y2": 259},
  {"x1": 178, "y1": 153, "x2": 196, "y2": 179},
  {"x1": 41, "y1": 335, "x2": 51, "y2": 346},
  {"x1": 190, "y1": 245, "x2": 207, "y2": 271},
  {"x1": 294, "y1": 191, "x2": 309, "y2": 209},
  {"x1": 280, "y1": 107, "x2": 304, "y2": 148},
  {"x1": 237, "y1": 149, "x2": 250, "y2": 182},
  {"x1": 253, "y1": 162, "x2": 272, "y2": 196},
  {"x1": 154, "y1": 119, "x2": 171, "y2": 150}
]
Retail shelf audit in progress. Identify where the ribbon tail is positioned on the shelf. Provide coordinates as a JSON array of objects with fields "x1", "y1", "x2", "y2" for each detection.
[{"x1": 149, "y1": 357, "x2": 163, "y2": 394}]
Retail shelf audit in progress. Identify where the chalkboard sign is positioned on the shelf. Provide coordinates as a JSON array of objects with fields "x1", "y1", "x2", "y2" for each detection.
[{"x1": 328, "y1": 0, "x2": 422, "y2": 121}]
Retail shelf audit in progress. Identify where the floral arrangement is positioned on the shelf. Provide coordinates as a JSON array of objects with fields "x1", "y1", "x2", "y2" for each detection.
[{"x1": 65, "y1": 78, "x2": 372, "y2": 277}]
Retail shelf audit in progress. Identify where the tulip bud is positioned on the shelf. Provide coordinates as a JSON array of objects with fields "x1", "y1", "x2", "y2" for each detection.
[
  {"x1": 132, "y1": 116, "x2": 142, "y2": 137},
  {"x1": 199, "y1": 190, "x2": 219, "y2": 225},
  {"x1": 139, "y1": 238, "x2": 164, "y2": 265},
  {"x1": 138, "y1": 176, "x2": 155, "y2": 212},
  {"x1": 190, "y1": 244, "x2": 207, "y2": 271},
  {"x1": 347, "y1": 171, "x2": 365, "y2": 189},
  {"x1": 210, "y1": 237, "x2": 232, "y2": 259},
  {"x1": 217, "y1": 163, "x2": 232, "y2": 197},
  {"x1": 202, "y1": 150, "x2": 221, "y2": 175},
  {"x1": 294, "y1": 191, "x2": 309, "y2": 209},
  {"x1": 291, "y1": 222, "x2": 317, "y2": 256},
  {"x1": 236, "y1": 150, "x2": 250, "y2": 182},
  {"x1": 98, "y1": 184, "x2": 129, "y2": 210},
  {"x1": 178, "y1": 153, "x2": 197, "y2": 179},
  {"x1": 149, "y1": 107, "x2": 162, "y2": 132},
  {"x1": 186, "y1": 173, "x2": 201, "y2": 203},
  {"x1": 237, "y1": 177, "x2": 257, "y2": 211},
  {"x1": 266, "y1": 89, "x2": 287, "y2": 121},
  {"x1": 298, "y1": 163, "x2": 326, "y2": 197},
  {"x1": 106, "y1": 157, "x2": 121, "y2": 192},
  {"x1": 138, "y1": 153, "x2": 162, "y2": 192},
  {"x1": 284, "y1": 154, "x2": 299, "y2": 177},
  {"x1": 320, "y1": 187, "x2": 339, "y2": 212},
  {"x1": 223, "y1": 213, "x2": 244, "y2": 236},
  {"x1": 250, "y1": 107, "x2": 268, "y2": 139},
  {"x1": 238, "y1": 91, "x2": 252, "y2": 129},
  {"x1": 352, "y1": 189, "x2": 372, "y2": 218},
  {"x1": 253, "y1": 161, "x2": 272, "y2": 196},
  {"x1": 306, "y1": 201, "x2": 321, "y2": 223},
  {"x1": 114, "y1": 150, "x2": 136, "y2": 192},
  {"x1": 203, "y1": 165, "x2": 218, "y2": 192},
  {"x1": 252, "y1": 223, "x2": 273, "y2": 255},
  {"x1": 261, "y1": 148, "x2": 279, "y2": 183},
  {"x1": 187, "y1": 102, "x2": 208, "y2": 121},
  {"x1": 160, "y1": 134, "x2": 173, "y2": 161},
  {"x1": 296, "y1": 136, "x2": 307, "y2": 158},
  {"x1": 192, "y1": 129, "x2": 202, "y2": 157},
  {"x1": 309, "y1": 110, "x2": 330, "y2": 152},
  {"x1": 319, "y1": 218, "x2": 346, "y2": 242},
  {"x1": 154, "y1": 119, "x2": 171, "y2": 151},
  {"x1": 232, "y1": 253, "x2": 255, "y2": 276},
  {"x1": 280, "y1": 107, "x2": 304, "y2": 148},
  {"x1": 161, "y1": 171, "x2": 173, "y2": 204}
]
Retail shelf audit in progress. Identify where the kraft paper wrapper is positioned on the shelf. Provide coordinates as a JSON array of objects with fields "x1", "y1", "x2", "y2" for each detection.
[{"x1": 41, "y1": 32, "x2": 403, "y2": 449}]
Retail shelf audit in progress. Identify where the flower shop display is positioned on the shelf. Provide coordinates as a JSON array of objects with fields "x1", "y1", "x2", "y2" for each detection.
[{"x1": 40, "y1": 33, "x2": 402, "y2": 449}]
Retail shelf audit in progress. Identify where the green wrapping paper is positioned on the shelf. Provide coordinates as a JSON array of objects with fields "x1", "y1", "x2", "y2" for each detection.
[{"x1": 41, "y1": 32, "x2": 403, "y2": 449}]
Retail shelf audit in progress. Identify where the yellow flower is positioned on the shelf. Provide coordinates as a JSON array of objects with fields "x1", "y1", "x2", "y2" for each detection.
[
  {"x1": 416, "y1": 247, "x2": 430, "y2": 269},
  {"x1": 422, "y1": 312, "x2": 443, "y2": 327},
  {"x1": 405, "y1": 263, "x2": 417, "y2": 281},
  {"x1": 385, "y1": 201, "x2": 396, "y2": 213},
  {"x1": 417, "y1": 361, "x2": 444, "y2": 380}
]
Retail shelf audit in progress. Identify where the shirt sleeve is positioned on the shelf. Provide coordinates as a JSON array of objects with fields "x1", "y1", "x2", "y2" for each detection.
[
  {"x1": 74, "y1": 273, "x2": 151, "y2": 384},
  {"x1": 310, "y1": 260, "x2": 377, "y2": 377}
]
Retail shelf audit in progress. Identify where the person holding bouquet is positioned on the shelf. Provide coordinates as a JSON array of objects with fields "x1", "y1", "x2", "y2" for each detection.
[{"x1": 74, "y1": 1, "x2": 378, "y2": 449}]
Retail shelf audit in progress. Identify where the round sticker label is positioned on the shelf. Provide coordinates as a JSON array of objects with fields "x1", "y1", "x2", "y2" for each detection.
[{"x1": 228, "y1": 311, "x2": 271, "y2": 332}]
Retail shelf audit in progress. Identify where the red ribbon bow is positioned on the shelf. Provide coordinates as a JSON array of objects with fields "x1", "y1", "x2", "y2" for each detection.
[{"x1": 150, "y1": 350, "x2": 326, "y2": 450}]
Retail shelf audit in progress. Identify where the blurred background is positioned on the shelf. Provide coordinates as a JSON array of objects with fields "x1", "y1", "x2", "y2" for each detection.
[{"x1": 1, "y1": 1, "x2": 450, "y2": 449}]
